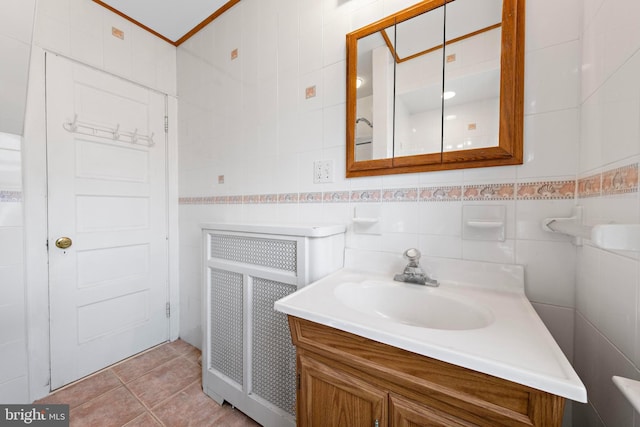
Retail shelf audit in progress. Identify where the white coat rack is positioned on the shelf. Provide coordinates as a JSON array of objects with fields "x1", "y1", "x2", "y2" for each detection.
[
  {"x1": 543, "y1": 206, "x2": 640, "y2": 251},
  {"x1": 63, "y1": 114, "x2": 155, "y2": 147}
]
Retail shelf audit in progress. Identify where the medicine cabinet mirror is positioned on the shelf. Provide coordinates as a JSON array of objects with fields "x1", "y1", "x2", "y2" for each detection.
[{"x1": 346, "y1": 0, "x2": 524, "y2": 177}]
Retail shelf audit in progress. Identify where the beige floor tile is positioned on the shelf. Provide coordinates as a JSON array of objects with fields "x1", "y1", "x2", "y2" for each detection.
[
  {"x1": 69, "y1": 386, "x2": 145, "y2": 427},
  {"x1": 123, "y1": 412, "x2": 162, "y2": 426},
  {"x1": 36, "y1": 370, "x2": 123, "y2": 409},
  {"x1": 151, "y1": 380, "x2": 228, "y2": 426},
  {"x1": 126, "y1": 357, "x2": 200, "y2": 408},
  {"x1": 35, "y1": 340, "x2": 259, "y2": 426},
  {"x1": 181, "y1": 345, "x2": 202, "y2": 366},
  {"x1": 166, "y1": 338, "x2": 197, "y2": 356},
  {"x1": 113, "y1": 344, "x2": 180, "y2": 384}
]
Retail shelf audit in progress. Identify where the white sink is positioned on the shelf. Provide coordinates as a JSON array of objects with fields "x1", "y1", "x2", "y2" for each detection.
[
  {"x1": 274, "y1": 251, "x2": 587, "y2": 403},
  {"x1": 334, "y1": 280, "x2": 494, "y2": 330}
]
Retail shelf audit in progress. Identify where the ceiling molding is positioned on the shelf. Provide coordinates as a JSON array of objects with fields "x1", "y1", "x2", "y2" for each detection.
[
  {"x1": 92, "y1": 0, "x2": 174, "y2": 45},
  {"x1": 92, "y1": 0, "x2": 240, "y2": 46},
  {"x1": 175, "y1": 0, "x2": 240, "y2": 46}
]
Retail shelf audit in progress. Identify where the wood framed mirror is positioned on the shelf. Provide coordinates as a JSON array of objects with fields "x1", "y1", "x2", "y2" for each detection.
[{"x1": 346, "y1": 0, "x2": 525, "y2": 177}]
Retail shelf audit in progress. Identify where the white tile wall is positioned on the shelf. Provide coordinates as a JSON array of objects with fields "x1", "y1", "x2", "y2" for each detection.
[
  {"x1": 574, "y1": 313, "x2": 638, "y2": 426},
  {"x1": 575, "y1": 0, "x2": 640, "y2": 425},
  {"x1": 0, "y1": 133, "x2": 27, "y2": 403},
  {"x1": 177, "y1": 0, "x2": 584, "y2": 369},
  {"x1": 34, "y1": 0, "x2": 177, "y2": 96},
  {"x1": 0, "y1": 16, "x2": 33, "y2": 135},
  {"x1": 524, "y1": 40, "x2": 581, "y2": 116}
]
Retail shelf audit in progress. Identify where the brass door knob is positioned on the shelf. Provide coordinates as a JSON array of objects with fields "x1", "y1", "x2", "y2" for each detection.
[{"x1": 55, "y1": 237, "x2": 73, "y2": 249}]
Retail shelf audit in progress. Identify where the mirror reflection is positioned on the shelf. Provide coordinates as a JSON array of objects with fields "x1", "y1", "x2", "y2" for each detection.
[
  {"x1": 443, "y1": 0, "x2": 502, "y2": 154},
  {"x1": 347, "y1": 0, "x2": 524, "y2": 177},
  {"x1": 393, "y1": 6, "x2": 445, "y2": 159}
]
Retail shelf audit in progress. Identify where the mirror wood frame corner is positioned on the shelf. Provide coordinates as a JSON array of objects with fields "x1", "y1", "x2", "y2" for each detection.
[{"x1": 346, "y1": 0, "x2": 525, "y2": 178}]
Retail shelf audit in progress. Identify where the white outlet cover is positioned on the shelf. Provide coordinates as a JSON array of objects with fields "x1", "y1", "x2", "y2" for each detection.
[{"x1": 314, "y1": 160, "x2": 334, "y2": 183}]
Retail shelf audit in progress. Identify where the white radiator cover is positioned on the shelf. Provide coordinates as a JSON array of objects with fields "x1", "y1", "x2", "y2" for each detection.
[{"x1": 202, "y1": 223, "x2": 345, "y2": 427}]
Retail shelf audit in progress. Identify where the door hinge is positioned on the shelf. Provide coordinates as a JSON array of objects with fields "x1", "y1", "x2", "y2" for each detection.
[
  {"x1": 297, "y1": 373, "x2": 300, "y2": 390},
  {"x1": 164, "y1": 116, "x2": 169, "y2": 133},
  {"x1": 165, "y1": 302, "x2": 171, "y2": 318}
]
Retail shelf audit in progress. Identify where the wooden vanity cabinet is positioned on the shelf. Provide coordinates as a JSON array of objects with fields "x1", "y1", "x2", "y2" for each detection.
[{"x1": 288, "y1": 316, "x2": 565, "y2": 427}]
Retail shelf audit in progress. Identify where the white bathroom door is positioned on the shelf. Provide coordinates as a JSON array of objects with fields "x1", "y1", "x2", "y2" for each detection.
[{"x1": 45, "y1": 54, "x2": 169, "y2": 389}]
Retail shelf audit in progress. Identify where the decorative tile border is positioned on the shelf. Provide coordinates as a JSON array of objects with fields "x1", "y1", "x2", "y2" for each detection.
[
  {"x1": 243, "y1": 195, "x2": 261, "y2": 204},
  {"x1": 382, "y1": 188, "x2": 418, "y2": 202},
  {"x1": 578, "y1": 163, "x2": 639, "y2": 198},
  {"x1": 178, "y1": 164, "x2": 639, "y2": 206},
  {"x1": 349, "y1": 190, "x2": 379, "y2": 202},
  {"x1": 0, "y1": 190, "x2": 21, "y2": 202},
  {"x1": 299, "y1": 192, "x2": 322, "y2": 203},
  {"x1": 323, "y1": 191, "x2": 350, "y2": 203},
  {"x1": 517, "y1": 181, "x2": 575, "y2": 200},
  {"x1": 419, "y1": 186, "x2": 462, "y2": 202},
  {"x1": 577, "y1": 174, "x2": 601, "y2": 198},
  {"x1": 259, "y1": 194, "x2": 278, "y2": 203},
  {"x1": 463, "y1": 184, "x2": 515, "y2": 201},
  {"x1": 278, "y1": 193, "x2": 299, "y2": 203},
  {"x1": 602, "y1": 164, "x2": 638, "y2": 195}
]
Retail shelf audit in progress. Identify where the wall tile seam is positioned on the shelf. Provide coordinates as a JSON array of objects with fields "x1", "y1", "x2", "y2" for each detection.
[
  {"x1": 0, "y1": 374, "x2": 27, "y2": 388},
  {"x1": 574, "y1": 310, "x2": 639, "y2": 372},
  {"x1": 177, "y1": 178, "x2": 579, "y2": 205}
]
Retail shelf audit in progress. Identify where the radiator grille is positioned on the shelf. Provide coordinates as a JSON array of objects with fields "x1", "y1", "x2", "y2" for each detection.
[
  {"x1": 252, "y1": 277, "x2": 297, "y2": 416},
  {"x1": 210, "y1": 234, "x2": 297, "y2": 273},
  {"x1": 209, "y1": 268, "x2": 243, "y2": 385}
]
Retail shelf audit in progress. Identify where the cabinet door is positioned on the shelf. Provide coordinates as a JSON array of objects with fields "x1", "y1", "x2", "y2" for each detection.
[
  {"x1": 299, "y1": 354, "x2": 387, "y2": 427},
  {"x1": 390, "y1": 394, "x2": 476, "y2": 427}
]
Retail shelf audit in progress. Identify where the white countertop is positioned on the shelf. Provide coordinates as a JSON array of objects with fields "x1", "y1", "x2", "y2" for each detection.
[
  {"x1": 275, "y1": 259, "x2": 587, "y2": 403},
  {"x1": 201, "y1": 222, "x2": 346, "y2": 237}
]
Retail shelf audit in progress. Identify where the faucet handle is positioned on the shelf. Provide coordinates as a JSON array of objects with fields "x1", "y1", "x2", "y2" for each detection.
[{"x1": 403, "y1": 248, "x2": 421, "y2": 263}]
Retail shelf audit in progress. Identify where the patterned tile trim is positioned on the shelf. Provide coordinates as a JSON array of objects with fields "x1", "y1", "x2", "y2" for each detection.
[
  {"x1": 260, "y1": 194, "x2": 278, "y2": 203},
  {"x1": 324, "y1": 191, "x2": 350, "y2": 203},
  {"x1": 382, "y1": 188, "x2": 418, "y2": 202},
  {"x1": 177, "y1": 167, "x2": 638, "y2": 206},
  {"x1": 0, "y1": 190, "x2": 22, "y2": 202},
  {"x1": 349, "y1": 190, "x2": 379, "y2": 203},
  {"x1": 577, "y1": 174, "x2": 601, "y2": 199},
  {"x1": 299, "y1": 192, "x2": 322, "y2": 203},
  {"x1": 463, "y1": 184, "x2": 515, "y2": 201},
  {"x1": 243, "y1": 195, "x2": 261, "y2": 204},
  {"x1": 278, "y1": 193, "x2": 299, "y2": 203},
  {"x1": 419, "y1": 186, "x2": 462, "y2": 202},
  {"x1": 602, "y1": 164, "x2": 638, "y2": 195},
  {"x1": 517, "y1": 181, "x2": 575, "y2": 200}
]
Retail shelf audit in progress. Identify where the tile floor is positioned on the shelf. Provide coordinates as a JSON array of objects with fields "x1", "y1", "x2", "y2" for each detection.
[{"x1": 37, "y1": 339, "x2": 261, "y2": 427}]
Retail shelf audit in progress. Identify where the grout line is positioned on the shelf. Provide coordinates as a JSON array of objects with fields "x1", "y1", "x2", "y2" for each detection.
[
  {"x1": 55, "y1": 343, "x2": 178, "y2": 413},
  {"x1": 148, "y1": 378, "x2": 202, "y2": 411},
  {"x1": 113, "y1": 348, "x2": 184, "y2": 385},
  {"x1": 39, "y1": 369, "x2": 125, "y2": 411},
  {"x1": 41, "y1": 340, "x2": 202, "y2": 426}
]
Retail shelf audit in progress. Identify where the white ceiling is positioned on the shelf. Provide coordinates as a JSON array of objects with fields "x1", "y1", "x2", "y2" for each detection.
[{"x1": 98, "y1": 0, "x2": 230, "y2": 43}]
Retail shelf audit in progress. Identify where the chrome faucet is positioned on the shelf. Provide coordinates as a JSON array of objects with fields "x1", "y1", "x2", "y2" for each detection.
[{"x1": 393, "y1": 248, "x2": 439, "y2": 287}]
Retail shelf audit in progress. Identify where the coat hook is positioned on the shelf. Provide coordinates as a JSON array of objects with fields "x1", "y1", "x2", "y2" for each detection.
[{"x1": 64, "y1": 114, "x2": 79, "y2": 132}]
